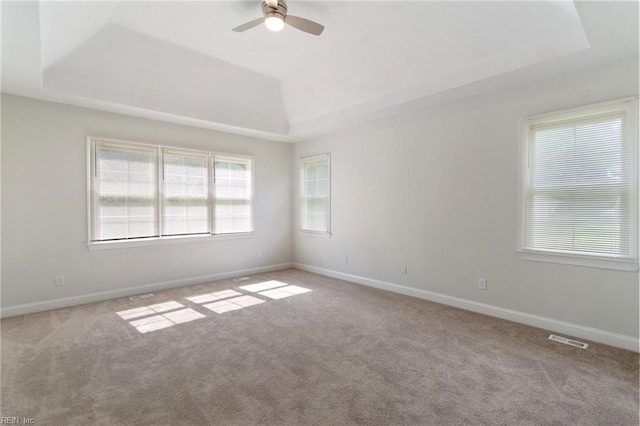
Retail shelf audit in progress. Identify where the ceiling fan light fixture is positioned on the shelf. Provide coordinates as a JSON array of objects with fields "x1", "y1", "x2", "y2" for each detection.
[
  {"x1": 265, "y1": 15, "x2": 284, "y2": 31},
  {"x1": 233, "y1": 0, "x2": 323, "y2": 36}
]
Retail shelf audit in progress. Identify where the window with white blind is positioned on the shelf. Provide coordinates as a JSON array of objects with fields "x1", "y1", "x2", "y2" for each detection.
[
  {"x1": 519, "y1": 98, "x2": 638, "y2": 271},
  {"x1": 213, "y1": 156, "x2": 253, "y2": 234},
  {"x1": 91, "y1": 142, "x2": 159, "y2": 241},
  {"x1": 89, "y1": 137, "x2": 253, "y2": 247},
  {"x1": 300, "y1": 154, "x2": 330, "y2": 235},
  {"x1": 161, "y1": 149, "x2": 210, "y2": 236}
]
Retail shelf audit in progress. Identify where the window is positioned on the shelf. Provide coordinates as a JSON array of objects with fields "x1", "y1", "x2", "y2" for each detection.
[
  {"x1": 89, "y1": 137, "x2": 253, "y2": 246},
  {"x1": 162, "y1": 149, "x2": 209, "y2": 236},
  {"x1": 300, "y1": 154, "x2": 330, "y2": 235},
  {"x1": 213, "y1": 156, "x2": 253, "y2": 234},
  {"x1": 91, "y1": 141, "x2": 159, "y2": 241},
  {"x1": 519, "y1": 98, "x2": 638, "y2": 270}
]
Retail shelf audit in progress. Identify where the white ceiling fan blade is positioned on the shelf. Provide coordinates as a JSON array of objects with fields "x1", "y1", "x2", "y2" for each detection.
[
  {"x1": 232, "y1": 17, "x2": 264, "y2": 32},
  {"x1": 285, "y1": 15, "x2": 324, "y2": 36}
]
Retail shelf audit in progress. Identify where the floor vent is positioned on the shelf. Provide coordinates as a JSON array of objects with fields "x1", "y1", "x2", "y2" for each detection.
[
  {"x1": 233, "y1": 277, "x2": 251, "y2": 282},
  {"x1": 549, "y1": 334, "x2": 588, "y2": 349},
  {"x1": 129, "y1": 293, "x2": 154, "y2": 301}
]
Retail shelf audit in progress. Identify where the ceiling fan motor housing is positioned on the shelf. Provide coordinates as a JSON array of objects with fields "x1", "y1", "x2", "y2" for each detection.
[{"x1": 262, "y1": 0, "x2": 287, "y2": 21}]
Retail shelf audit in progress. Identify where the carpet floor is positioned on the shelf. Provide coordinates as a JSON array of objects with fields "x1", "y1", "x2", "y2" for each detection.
[{"x1": 1, "y1": 268, "x2": 638, "y2": 425}]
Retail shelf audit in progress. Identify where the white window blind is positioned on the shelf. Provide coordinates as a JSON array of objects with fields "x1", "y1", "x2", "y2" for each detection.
[
  {"x1": 520, "y1": 98, "x2": 638, "y2": 264},
  {"x1": 161, "y1": 149, "x2": 209, "y2": 236},
  {"x1": 213, "y1": 156, "x2": 253, "y2": 234},
  {"x1": 89, "y1": 137, "x2": 254, "y2": 244},
  {"x1": 92, "y1": 142, "x2": 159, "y2": 241},
  {"x1": 300, "y1": 154, "x2": 330, "y2": 234}
]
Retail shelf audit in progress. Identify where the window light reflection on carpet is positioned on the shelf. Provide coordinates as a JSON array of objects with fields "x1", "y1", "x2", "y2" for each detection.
[
  {"x1": 259, "y1": 285, "x2": 312, "y2": 299},
  {"x1": 186, "y1": 289, "x2": 242, "y2": 304},
  {"x1": 129, "y1": 308, "x2": 205, "y2": 333},
  {"x1": 203, "y1": 295, "x2": 265, "y2": 314},
  {"x1": 115, "y1": 282, "x2": 313, "y2": 333},
  {"x1": 239, "y1": 280, "x2": 289, "y2": 292},
  {"x1": 116, "y1": 301, "x2": 185, "y2": 320}
]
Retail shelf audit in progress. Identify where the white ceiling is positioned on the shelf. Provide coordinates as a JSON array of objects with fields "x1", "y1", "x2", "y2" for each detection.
[{"x1": 2, "y1": 1, "x2": 638, "y2": 142}]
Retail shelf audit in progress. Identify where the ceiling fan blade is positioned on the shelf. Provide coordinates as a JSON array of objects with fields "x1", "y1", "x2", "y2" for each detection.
[
  {"x1": 285, "y1": 15, "x2": 324, "y2": 36},
  {"x1": 232, "y1": 17, "x2": 264, "y2": 32}
]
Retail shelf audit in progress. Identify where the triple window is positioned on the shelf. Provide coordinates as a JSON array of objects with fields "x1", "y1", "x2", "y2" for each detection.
[{"x1": 89, "y1": 137, "x2": 253, "y2": 243}]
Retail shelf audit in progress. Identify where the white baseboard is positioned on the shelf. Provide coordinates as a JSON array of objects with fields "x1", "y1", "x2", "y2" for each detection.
[
  {"x1": 0, "y1": 263, "x2": 294, "y2": 318},
  {"x1": 294, "y1": 263, "x2": 640, "y2": 353}
]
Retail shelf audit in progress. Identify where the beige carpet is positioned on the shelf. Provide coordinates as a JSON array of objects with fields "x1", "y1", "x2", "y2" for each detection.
[{"x1": 1, "y1": 269, "x2": 638, "y2": 425}]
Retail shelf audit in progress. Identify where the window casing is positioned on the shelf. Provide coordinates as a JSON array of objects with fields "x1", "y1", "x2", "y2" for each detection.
[
  {"x1": 300, "y1": 154, "x2": 331, "y2": 235},
  {"x1": 89, "y1": 137, "x2": 254, "y2": 247},
  {"x1": 162, "y1": 148, "x2": 210, "y2": 237},
  {"x1": 213, "y1": 155, "x2": 254, "y2": 235},
  {"x1": 519, "y1": 98, "x2": 638, "y2": 270}
]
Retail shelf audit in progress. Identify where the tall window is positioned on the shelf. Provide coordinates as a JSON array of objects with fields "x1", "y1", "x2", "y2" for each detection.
[
  {"x1": 300, "y1": 154, "x2": 330, "y2": 234},
  {"x1": 520, "y1": 98, "x2": 638, "y2": 270},
  {"x1": 91, "y1": 142, "x2": 159, "y2": 240},
  {"x1": 89, "y1": 137, "x2": 253, "y2": 243},
  {"x1": 162, "y1": 149, "x2": 210, "y2": 236},
  {"x1": 213, "y1": 156, "x2": 253, "y2": 234}
]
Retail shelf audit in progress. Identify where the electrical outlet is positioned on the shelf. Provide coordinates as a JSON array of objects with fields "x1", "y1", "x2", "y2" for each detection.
[
  {"x1": 345, "y1": 256, "x2": 349, "y2": 264},
  {"x1": 257, "y1": 251, "x2": 263, "y2": 258},
  {"x1": 401, "y1": 266, "x2": 408, "y2": 275},
  {"x1": 478, "y1": 278, "x2": 487, "y2": 290},
  {"x1": 55, "y1": 275, "x2": 65, "y2": 286}
]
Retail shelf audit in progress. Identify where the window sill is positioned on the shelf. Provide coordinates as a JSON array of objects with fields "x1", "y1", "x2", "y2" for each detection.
[
  {"x1": 518, "y1": 250, "x2": 639, "y2": 272},
  {"x1": 88, "y1": 232, "x2": 254, "y2": 251},
  {"x1": 300, "y1": 230, "x2": 331, "y2": 239}
]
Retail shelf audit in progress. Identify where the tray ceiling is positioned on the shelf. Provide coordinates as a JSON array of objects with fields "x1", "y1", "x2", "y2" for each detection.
[{"x1": 2, "y1": 1, "x2": 638, "y2": 142}]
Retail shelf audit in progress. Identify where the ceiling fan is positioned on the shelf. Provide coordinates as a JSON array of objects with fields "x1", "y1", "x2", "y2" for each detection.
[{"x1": 232, "y1": 0, "x2": 324, "y2": 36}]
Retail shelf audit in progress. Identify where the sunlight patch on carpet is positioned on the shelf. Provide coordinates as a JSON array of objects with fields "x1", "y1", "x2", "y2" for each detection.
[
  {"x1": 203, "y1": 295, "x2": 265, "y2": 314},
  {"x1": 259, "y1": 285, "x2": 312, "y2": 299},
  {"x1": 185, "y1": 289, "x2": 242, "y2": 304},
  {"x1": 129, "y1": 308, "x2": 206, "y2": 333},
  {"x1": 147, "y1": 301, "x2": 185, "y2": 313},
  {"x1": 116, "y1": 306, "x2": 156, "y2": 320},
  {"x1": 239, "y1": 280, "x2": 288, "y2": 292},
  {"x1": 116, "y1": 301, "x2": 185, "y2": 320},
  {"x1": 117, "y1": 282, "x2": 313, "y2": 332}
]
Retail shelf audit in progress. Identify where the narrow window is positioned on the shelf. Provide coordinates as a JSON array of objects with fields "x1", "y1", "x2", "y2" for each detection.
[
  {"x1": 213, "y1": 155, "x2": 254, "y2": 234},
  {"x1": 300, "y1": 154, "x2": 330, "y2": 234},
  {"x1": 161, "y1": 149, "x2": 210, "y2": 236}
]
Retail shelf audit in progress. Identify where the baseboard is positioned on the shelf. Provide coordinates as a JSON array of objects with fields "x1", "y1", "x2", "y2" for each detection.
[
  {"x1": 0, "y1": 263, "x2": 294, "y2": 318},
  {"x1": 294, "y1": 263, "x2": 640, "y2": 353}
]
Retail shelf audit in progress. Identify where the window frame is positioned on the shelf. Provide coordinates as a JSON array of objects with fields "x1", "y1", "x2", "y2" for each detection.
[
  {"x1": 299, "y1": 153, "x2": 331, "y2": 237},
  {"x1": 211, "y1": 151, "x2": 256, "y2": 236},
  {"x1": 87, "y1": 136, "x2": 254, "y2": 250},
  {"x1": 517, "y1": 98, "x2": 639, "y2": 271},
  {"x1": 161, "y1": 146, "x2": 211, "y2": 238},
  {"x1": 88, "y1": 139, "x2": 160, "y2": 242}
]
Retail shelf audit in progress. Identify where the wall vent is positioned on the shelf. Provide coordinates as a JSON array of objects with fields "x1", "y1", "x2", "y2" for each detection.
[
  {"x1": 129, "y1": 293, "x2": 154, "y2": 301},
  {"x1": 233, "y1": 277, "x2": 251, "y2": 282},
  {"x1": 548, "y1": 334, "x2": 588, "y2": 349}
]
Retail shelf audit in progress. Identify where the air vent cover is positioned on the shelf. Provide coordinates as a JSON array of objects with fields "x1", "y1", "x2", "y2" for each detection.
[
  {"x1": 129, "y1": 293, "x2": 153, "y2": 301},
  {"x1": 549, "y1": 334, "x2": 588, "y2": 349}
]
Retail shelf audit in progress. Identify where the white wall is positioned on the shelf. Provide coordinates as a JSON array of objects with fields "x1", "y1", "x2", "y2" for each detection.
[
  {"x1": 1, "y1": 95, "x2": 292, "y2": 310},
  {"x1": 2, "y1": 56, "x2": 638, "y2": 349},
  {"x1": 293, "y1": 56, "x2": 640, "y2": 341}
]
